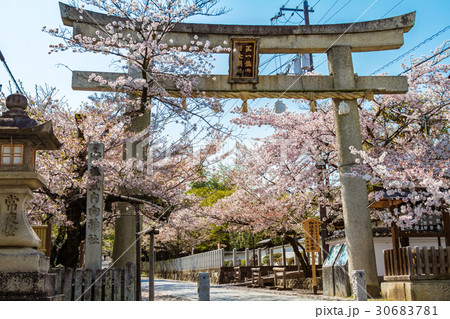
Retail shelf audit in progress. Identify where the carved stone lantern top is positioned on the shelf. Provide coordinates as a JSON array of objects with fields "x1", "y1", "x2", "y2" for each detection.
[
  {"x1": 0, "y1": 93, "x2": 61, "y2": 149},
  {"x1": 0, "y1": 94, "x2": 61, "y2": 180}
]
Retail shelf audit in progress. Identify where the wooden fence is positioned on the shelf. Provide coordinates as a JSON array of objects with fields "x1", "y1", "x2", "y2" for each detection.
[
  {"x1": 32, "y1": 225, "x2": 51, "y2": 257},
  {"x1": 155, "y1": 249, "x2": 225, "y2": 272},
  {"x1": 383, "y1": 246, "x2": 450, "y2": 280},
  {"x1": 51, "y1": 262, "x2": 135, "y2": 301}
]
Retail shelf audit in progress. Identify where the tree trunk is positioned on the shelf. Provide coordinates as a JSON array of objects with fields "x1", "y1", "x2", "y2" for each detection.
[
  {"x1": 52, "y1": 200, "x2": 86, "y2": 268},
  {"x1": 284, "y1": 235, "x2": 312, "y2": 277}
]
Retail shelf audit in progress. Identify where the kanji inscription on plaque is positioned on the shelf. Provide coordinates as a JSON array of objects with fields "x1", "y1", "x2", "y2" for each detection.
[
  {"x1": 302, "y1": 218, "x2": 322, "y2": 253},
  {"x1": 229, "y1": 38, "x2": 259, "y2": 83}
]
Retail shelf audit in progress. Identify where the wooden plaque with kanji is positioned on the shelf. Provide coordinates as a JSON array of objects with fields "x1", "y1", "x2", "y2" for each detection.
[
  {"x1": 302, "y1": 218, "x2": 322, "y2": 253},
  {"x1": 229, "y1": 38, "x2": 259, "y2": 83}
]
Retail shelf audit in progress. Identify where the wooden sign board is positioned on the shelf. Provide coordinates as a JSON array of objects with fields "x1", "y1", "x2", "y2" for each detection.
[
  {"x1": 229, "y1": 38, "x2": 259, "y2": 84},
  {"x1": 302, "y1": 218, "x2": 322, "y2": 253}
]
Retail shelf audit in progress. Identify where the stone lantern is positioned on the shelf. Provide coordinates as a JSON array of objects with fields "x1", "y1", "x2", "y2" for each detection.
[{"x1": 0, "y1": 93, "x2": 62, "y2": 300}]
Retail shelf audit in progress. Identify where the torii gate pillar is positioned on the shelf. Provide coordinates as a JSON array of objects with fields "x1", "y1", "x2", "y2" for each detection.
[{"x1": 328, "y1": 46, "x2": 379, "y2": 296}]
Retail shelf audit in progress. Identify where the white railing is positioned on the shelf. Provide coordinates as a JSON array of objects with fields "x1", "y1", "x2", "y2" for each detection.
[{"x1": 155, "y1": 249, "x2": 225, "y2": 272}]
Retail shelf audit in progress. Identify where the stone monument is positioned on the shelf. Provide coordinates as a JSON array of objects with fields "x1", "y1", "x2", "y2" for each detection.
[
  {"x1": 0, "y1": 93, "x2": 62, "y2": 300},
  {"x1": 85, "y1": 142, "x2": 104, "y2": 272}
]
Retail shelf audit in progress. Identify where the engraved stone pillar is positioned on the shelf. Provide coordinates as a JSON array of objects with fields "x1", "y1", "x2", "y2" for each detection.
[
  {"x1": 327, "y1": 46, "x2": 379, "y2": 296},
  {"x1": 85, "y1": 142, "x2": 104, "y2": 272},
  {"x1": 269, "y1": 248, "x2": 274, "y2": 266},
  {"x1": 257, "y1": 248, "x2": 262, "y2": 266}
]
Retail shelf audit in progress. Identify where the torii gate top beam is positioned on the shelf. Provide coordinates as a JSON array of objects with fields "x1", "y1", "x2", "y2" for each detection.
[{"x1": 59, "y1": 2, "x2": 415, "y2": 54}]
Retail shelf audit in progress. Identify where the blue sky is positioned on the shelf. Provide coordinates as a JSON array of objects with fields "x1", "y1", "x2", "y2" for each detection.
[{"x1": 0, "y1": 0, "x2": 449, "y2": 110}]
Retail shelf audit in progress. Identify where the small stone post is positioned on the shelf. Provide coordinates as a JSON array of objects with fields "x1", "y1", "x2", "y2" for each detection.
[
  {"x1": 232, "y1": 248, "x2": 237, "y2": 267},
  {"x1": 198, "y1": 272, "x2": 210, "y2": 301},
  {"x1": 269, "y1": 248, "x2": 274, "y2": 266},
  {"x1": 220, "y1": 248, "x2": 225, "y2": 267},
  {"x1": 85, "y1": 142, "x2": 104, "y2": 272},
  {"x1": 352, "y1": 270, "x2": 367, "y2": 301},
  {"x1": 245, "y1": 248, "x2": 250, "y2": 266}
]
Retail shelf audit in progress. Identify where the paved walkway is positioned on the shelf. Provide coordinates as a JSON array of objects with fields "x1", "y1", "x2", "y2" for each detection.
[{"x1": 141, "y1": 278, "x2": 346, "y2": 301}]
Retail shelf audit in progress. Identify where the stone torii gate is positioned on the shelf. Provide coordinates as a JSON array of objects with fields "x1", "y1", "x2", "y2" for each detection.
[{"x1": 59, "y1": 2, "x2": 415, "y2": 296}]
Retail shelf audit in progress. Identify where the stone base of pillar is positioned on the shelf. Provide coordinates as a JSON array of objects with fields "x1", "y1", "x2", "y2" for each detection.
[
  {"x1": 366, "y1": 284, "x2": 381, "y2": 298},
  {"x1": 381, "y1": 280, "x2": 450, "y2": 301},
  {"x1": 0, "y1": 248, "x2": 49, "y2": 273},
  {"x1": 0, "y1": 247, "x2": 61, "y2": 300},
  {"x1": 0, "y1": 272, "x2": 63, "y2": 301}
]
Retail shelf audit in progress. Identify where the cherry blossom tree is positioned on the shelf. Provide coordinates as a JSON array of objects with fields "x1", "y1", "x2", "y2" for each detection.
[
  {"x1": 1, "y1": 87, "x2": 227, "y2": 267},
  {"x1": 45, "y1": 0, "x2": 227, "y2": 118},
  {"x1": 203, "y1": 104, "x2": 342, "y2": 275},
  {"x1": 202, "y1": 42, "x2": 449, "y2": 273},
  {"x1": 36, "y1": 0, "x2": 233, "y2": 266},
  {"x1": 351, "y1": 42, "x2": 449, "y2": 229}
]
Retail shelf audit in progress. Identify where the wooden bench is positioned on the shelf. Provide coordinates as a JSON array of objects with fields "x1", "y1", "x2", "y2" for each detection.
[
  {"x1": 272, "y1": 267, "x2": 292, "y2": 290},
  {"x1": 249, "y1": 268, "x2": 263, "y2": 287},
  {"x1": 233, "y1": 266, "x2": 243, "y2": 283}
]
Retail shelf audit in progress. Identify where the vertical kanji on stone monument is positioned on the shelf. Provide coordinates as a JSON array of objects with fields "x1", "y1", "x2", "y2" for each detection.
[{"x1": 85, "y1": 142, "x2": 104, "y2": 272}]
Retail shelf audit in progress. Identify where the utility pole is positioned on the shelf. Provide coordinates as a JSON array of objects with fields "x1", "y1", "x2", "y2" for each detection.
[
  {"x1": 303, "y1": 0, "x2": 314, "y2": 70},
  {"x1": 272, "y1": 1, "x2": 315, "y2": 72}
]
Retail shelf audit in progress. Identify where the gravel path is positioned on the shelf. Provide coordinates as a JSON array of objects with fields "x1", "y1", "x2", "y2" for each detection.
[{"x1": 141, "y1": 278, "x2": 348, "y2": 301}]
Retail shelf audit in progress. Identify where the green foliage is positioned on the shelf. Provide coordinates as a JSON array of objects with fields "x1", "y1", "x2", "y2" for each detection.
[
  {"x1": 287, "y1": 257, "x2": 295, "y2": 266},
  {"x1": 102, "y1": 232, "x2": 114, "y2": 256},
  {"x1": 228, "y1": 231, "x2": 266, "y2": 250},
  {"x1": 194, "y1": 225, "x2": 230, "y2": 252},
  {"x1": 262, "y1": 252, "x2": 282, "y2": 265},
  {"x1": 188, "y1": 175, "x2": 234, "y2": 207}
]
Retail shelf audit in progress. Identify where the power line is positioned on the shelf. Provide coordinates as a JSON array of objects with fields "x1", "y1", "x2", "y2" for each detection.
[
  {"x1": 317, "y1": 0, "x2": 340, "y2": 24},
  {"x1": 312, "y1": 0, "x2": 322, "y2": 9},
  {"x1": 398, "y1": 43, "x2": 450, "y2": 75},
  {"x1": 0, "y1": 49, "x2": 23, "y2": 94},
  {"x1": 324, "y1": 0, "x2": 352, "y2": 24},
  {"x1": 268, "y1": 57, "x2": 295, "y2": 75},
  {"x1": 268, "y1": 1, "x2": 313, "y2": 75},
  {"x1": 381, "y1": 0, "x2": 404, "y2": 19},
  {"x1": 370, "y1": 24, "x2": 450, "y2": 75}
]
